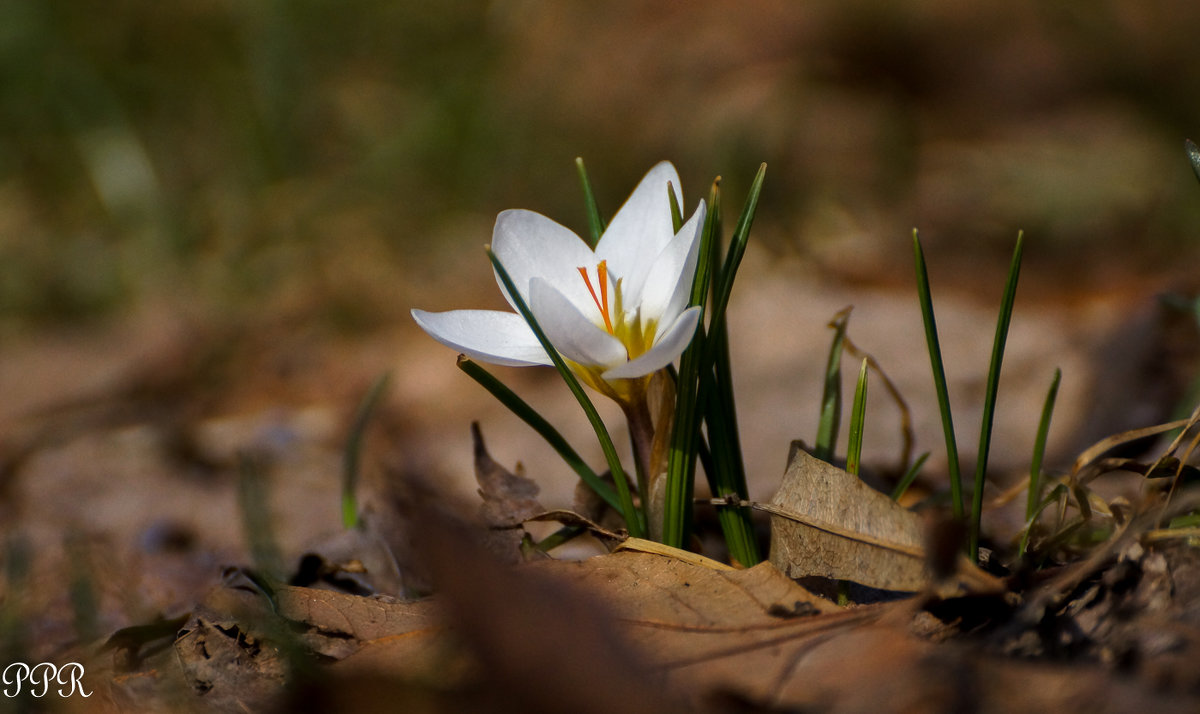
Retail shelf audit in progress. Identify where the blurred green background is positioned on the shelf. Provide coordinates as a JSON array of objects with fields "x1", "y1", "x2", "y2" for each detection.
[{"x1": 3, "y1": 0, "x2": 1200, "y2": 332}]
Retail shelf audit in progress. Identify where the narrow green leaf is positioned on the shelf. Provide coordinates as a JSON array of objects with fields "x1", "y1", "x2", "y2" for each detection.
[
  {"x1": 698, "y1": 169, "x2": 762, "y2": 566},
  {"x1": 664, "y1": 164, "x2": 764, "y2": 566},
  {"x1": 1168, "y1": 513, "x2": 1200, "y2": 529},
  {"x1": 531, "y1": 524, "x2": 588, "y2": 553},
  {"x1": 342, "y1": 371, "x2": 391, "y2": 529},
  {"x1": 710, "y1": 163, "x2": 767, "y2": 333},
  {"x1": 487, "y1": 247, "x2": 644, "y2": 537},
  {"x1": 457, "y1": 357, "x2": 620, "y2": 513},
  {"x1": 970, "y1": 231, "x2": 1024, "y2": 560},
  {"x1": 694, "y1": 178, "x2": 721, "y2": 308},
  {"x1": 703, "y1": 324, "x2": 760, "y2": 566},
  {"x1": 238, "y1": 453, "x2": 284, "y2": 581},
  {"x1": 890, "y1": 452, "x2": 930, "y2": 501},
  {"x1": 846, "y1": 358, "x2": 869, "y2": 476},
  {"x1": 815, "y1": 310, "x2": 850, "y2": 464},
  {"x1": 913, "y1": 230, "x2": 964, "y2": 520},
  {"x1": 667, "y1": 182, "x2": 683, "y2": 234},
  {"x1": 1018, "y1": 482, "x2": 1069, "y2": 557},
  {"x1": 575, "y1": 157, "x2": 606, "y2": 247},
  {"x1": 706, "y1": 177, "x2": 727, "y2": 297},
  {"x1": 1027, "y1": 367, "x2": 1062, "y2": 521},
  {"x1": 65, "y1": 533, "x2": 99, "y2": 643},
  {"x1": 662, "y1": 178, "x2": 720, "y2": 548}
]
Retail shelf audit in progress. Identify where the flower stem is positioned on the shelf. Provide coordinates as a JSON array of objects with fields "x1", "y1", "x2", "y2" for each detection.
[{"x1": 622, "y1": 396, "x2": 656, "y2": 528}]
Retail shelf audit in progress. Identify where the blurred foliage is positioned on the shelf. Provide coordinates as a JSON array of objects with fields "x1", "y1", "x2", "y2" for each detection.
[
  {"x1": 0, "y1": 0, "x2": 509, "y2": 327},
  {"x1": 2, "y1": 1, "x2": 1200, "y2": 329}
]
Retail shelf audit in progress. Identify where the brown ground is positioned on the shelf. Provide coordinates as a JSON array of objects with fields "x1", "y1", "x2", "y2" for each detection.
[
  {"x1": 4, "y1": 248, "x2": 1200, "y2": 711},
  {"x1": 6, "y1": 3, "x2": 1200, "y2": 711}
]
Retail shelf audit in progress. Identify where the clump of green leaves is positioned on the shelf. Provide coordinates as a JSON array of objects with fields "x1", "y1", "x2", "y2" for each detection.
[{"x1": 660, "y1": 165, "x2": 766, "y2": 565}]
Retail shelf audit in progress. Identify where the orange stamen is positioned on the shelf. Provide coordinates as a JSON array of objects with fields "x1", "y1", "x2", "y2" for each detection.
[
  {"x1": 598, "y1": 261, "x2": 610, "y2": 327},
  {"x1": 577, "y1": 261, "x2": 614, "y2": 333}
]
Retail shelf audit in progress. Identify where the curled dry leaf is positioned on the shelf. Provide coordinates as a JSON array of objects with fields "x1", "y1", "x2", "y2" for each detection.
[
  {"x1": 471, "y1": 421, "x2": 543, "y2": 559},
  {"x1": 472, "y1": 421, "x2": 542, "y2": 525}
]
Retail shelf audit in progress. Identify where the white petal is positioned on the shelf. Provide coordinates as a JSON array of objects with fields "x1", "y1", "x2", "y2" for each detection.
[
  {"x1": 411, "y1": 309, "x2": 551, "y2": 367},
  {"x1": 602, "y1": 306, "x2": 701, "y2": 379},
  {"x1": 529, "y1": 278, "x2": 627, "y2": 368},
  {"x1": 595, "y1": 162, "x2": 682, "y2": 302},
  {"x1": 492, "y1": 209, "x2": 598, "y2": 312},
  {"x1": 636, "y1": 200, "x2": 705, "y2": 328}
]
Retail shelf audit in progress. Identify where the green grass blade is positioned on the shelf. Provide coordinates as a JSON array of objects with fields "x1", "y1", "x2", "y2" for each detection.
[
  {"x1": 65, "y1": 533, "x2": 99, "y2": 644},
  {"x1": 238, "y1": 453, "x2": 284, "y2": 581},
  {"x1": 457, "y1": 356, "x2": 620, "y2": 513},
  {"x1": 1027, "y1": 367, "x2": 1061, "y2": 521},
  {"x1": 1168, "y1": 513, "x2": 1200, "y2": 529},
  {"x1": 970, "y1": 231, "x2": 1024, "y2": 559},
  {"x1": 846, "y1": 358, "x2": 869, "y2": 476},
  {"x1": 1019, "y1": 482, "x2": 1069, "y2": 557},
  {"x1": 663, "y1": 165, "x2": 764, "y2": 564},
  {"x1": 710, "y1": 164, "x2": 766, "y2": 331},
  {"x1": 487, "y1": 247, "x2": 644, "y2": 538},
  {"x1": 684, "y1": 169, "x2": 763, "y2": 565},
  {"x1": 662, "y1": 178, "x2": 720, "y2": 548},
  {"x1": 703, "y1": 323, "x2": 760, "y2": 566},
  {"x1": 575, "y1": 157, "x2": 606, "y2": 247},
  {"x1": 662, "y1": 345, "x2": 702, "y2": 547},
  {"x1": 890, "y1": 452, "x2": 930, "y2": 501},
  {"x1": 815, "y1": 310, "x2": 850, "y2": 464},
  {"x1": 913, "y1": 230, "x2": 964, "y2": 520},
  {"x1": 342, "y1": 371, "x2": 391, "y2": 529},
  {"x1": 698, "y1": 167, "x2": 765, "y2": 566},
  {"x1": 668, "y1": 182, "x2": 684, "y2": 233},
  {"x1": 529, "y1": 524, "x2": 588, "y2": 554}
]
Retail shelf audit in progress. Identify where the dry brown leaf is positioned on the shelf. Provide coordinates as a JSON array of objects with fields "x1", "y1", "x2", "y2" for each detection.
[
  {"x1": 535, "y1": 549, "x2": 881, "y2": 705},
  {"x1": 472, "y1": 421, "x2": 541, "y2": 524},
  {"x1": 273, "y1": 586, "x2": 442, "y2": 659},
  {"x1": 539, "y1": 550, "x2": 841, "y2": 627},
  {"x1": 340, "y1": 506, "x2": 866, "y2": 711},
  {"x1": 120, "y1": 504, "x2": 1197, "y2": 713},
  {"x1": 1069, "y1": 410, "x2": 1196, "y2": 484},
  {"x1": 768, "y1": 443, "x2": 927, "y2": 591},
  {"x1": 396, "y1": 506, "x2": 692, "y2": 714},
  {"x1": 168, "y1": 579, "x2": 446, "y2": 709},
  {"x1": 471, "y1": 421, "x2": 542, "y2": 559},
  {"x1": 613, "y1": 536, "x2": 736, "y2": 571},
  {"x1": 771, "y1": 623, "x2": 1199, "y2": 714}
]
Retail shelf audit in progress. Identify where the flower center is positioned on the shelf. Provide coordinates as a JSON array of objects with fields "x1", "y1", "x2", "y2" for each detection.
[
  {"x1": 577, "y1": 260, "x2": 614, "y2": 334},
  {"x1": 575, "y1": 260, "x2": 656, "y2": 370}
]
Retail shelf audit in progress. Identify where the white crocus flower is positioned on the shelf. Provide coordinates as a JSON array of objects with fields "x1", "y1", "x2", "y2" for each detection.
[{"x1": 412, "y1": 161, "x2": 704, "y2": 407}]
